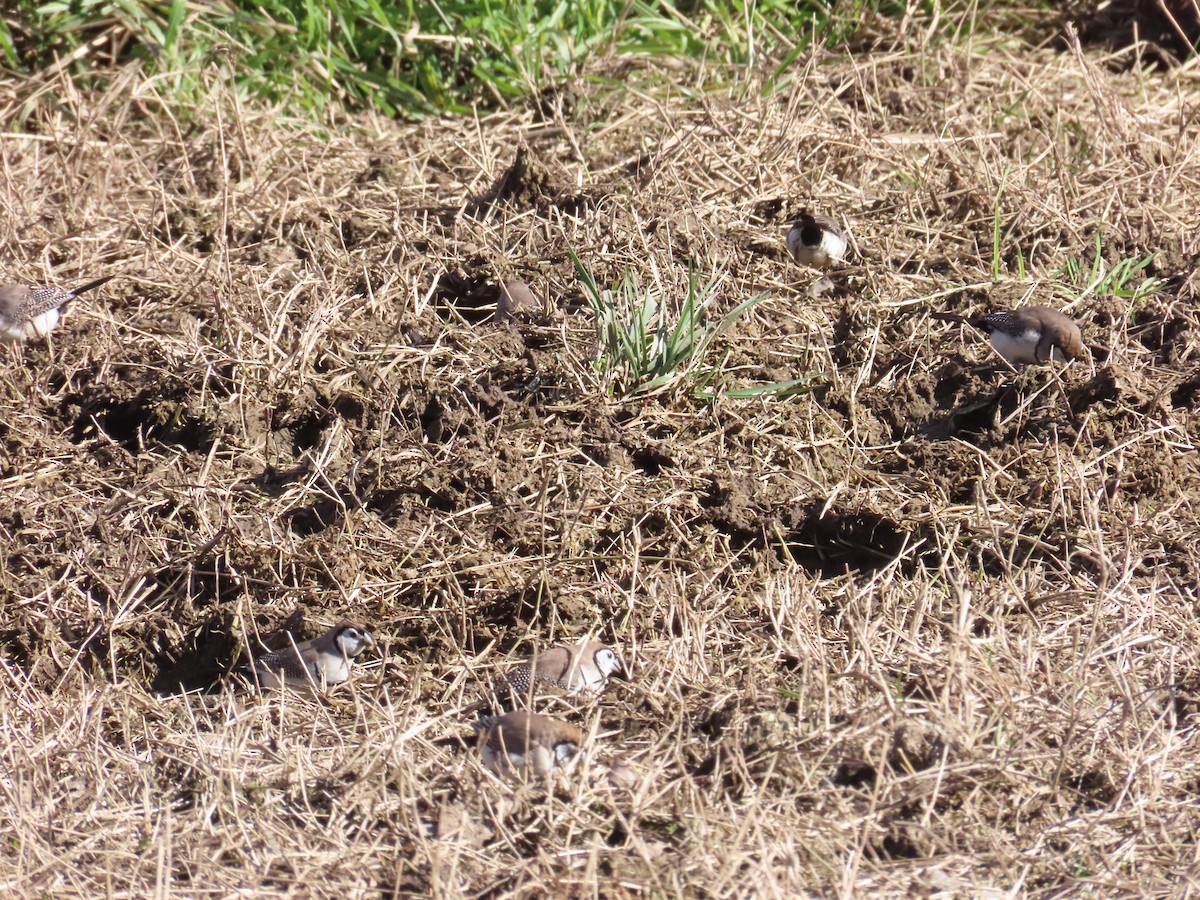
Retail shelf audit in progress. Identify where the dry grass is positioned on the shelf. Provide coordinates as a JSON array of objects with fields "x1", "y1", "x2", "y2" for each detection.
[{"x1": 3, "y1": 18, "x2": 1200, "y2": 899}]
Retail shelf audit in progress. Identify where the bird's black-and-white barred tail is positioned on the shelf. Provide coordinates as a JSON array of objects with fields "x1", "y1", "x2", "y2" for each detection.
[{"x1": 26, "y1": 275, "x2": 116, "y2": 317}]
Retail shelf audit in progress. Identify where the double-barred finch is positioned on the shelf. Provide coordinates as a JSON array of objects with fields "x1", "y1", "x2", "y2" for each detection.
[
  {"x1": 246, "y1": 621, "x2": 376, "y2": 691},
  {"x1": 475, "y1": 710, "x2": 585, "y2": 776},
  {"x1": 489, "y1": 641, "x2": 625, "y2": 709},
  {"x1": 0, "y1": 275, "x2": 115, "y2": 343},
  {"x1": 786, "y1": 211, "x2": 848, "y2": 270},
  {"x1": 932, "y1": 307, "x2": 1085, "y2": 366}
]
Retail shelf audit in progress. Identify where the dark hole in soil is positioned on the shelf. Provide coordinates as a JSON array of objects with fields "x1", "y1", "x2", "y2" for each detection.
[
  {"x1": 1170, "y1": 374, "x2": 1200, "y2": 410},
  {"x1": 782, "y1": 502, "x2": 938, "y2": 576},
  {"x1": 1066, "y1": 768, "x2": 1117, "y2": 810},
  {"x1": 282, "y1": 496, "x2": 352, "y2": 536},
  {"x1": 694, "y1": 704, "x2": 736, "y2": 739},
  {"x1": 152, "y1": 614, "x2": 239, "y2": 694},
  {"x1": 434, "y1": 272, "x2": 498, "y2": 325},
  {"x1": 831, "y1": 761, "x2": 877, "y2": 789},
  {"x1": 289, "y1": 410, "x2": 330, "y2": 454},
  {"x1": 875, "y1": 833, "x2": 922, "y2": 860},
  {"x1": 420, "y1": 395, "x2": 446, "y2": 443},
  {"x1": 66, "y1": 379, "x2": 216, "y2": 455},
  {"x1": 631, "y1": 445, "x2": 673, "y2": 475}
]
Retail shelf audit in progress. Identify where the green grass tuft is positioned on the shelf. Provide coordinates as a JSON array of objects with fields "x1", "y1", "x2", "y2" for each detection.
[
  {"x1": 1057, "y1": 232, "x2": 1162, "y2": 308},
  {"x1": 2, "y1": 0, "x2": 851, "y2": 116},
  {"x1": 572, "y1": 250, "x2": 771, "y2": 400}
]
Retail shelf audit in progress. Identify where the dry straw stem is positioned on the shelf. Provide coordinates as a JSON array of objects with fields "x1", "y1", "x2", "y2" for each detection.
[{"x1": 3, "y1": 17, "x2": 1200, "y2": 899}]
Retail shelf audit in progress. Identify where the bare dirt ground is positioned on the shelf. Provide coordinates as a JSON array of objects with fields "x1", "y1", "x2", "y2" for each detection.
[{"x1": 3, "y1": 19, "x2": 1200, "y2": 899}]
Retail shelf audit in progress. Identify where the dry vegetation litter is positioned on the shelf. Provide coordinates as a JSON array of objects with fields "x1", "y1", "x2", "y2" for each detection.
[{"x1": 3, "y1": 16, "x2": 1200, "y2": 899}]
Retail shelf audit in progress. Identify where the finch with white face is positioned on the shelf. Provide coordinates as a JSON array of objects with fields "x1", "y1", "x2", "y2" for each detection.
[
  {"x1": 475, "y1": 710, "x2": 585, "y2": 777},
  {"x1": 495, "y1": 640, "x2": 625, "y2": 705},
  {"x1": 245, "y1": 621, "x2": 376, "y2": 691},
  {"x1": 932, "y1": 307, "x2": 1085, "y2": 366}
]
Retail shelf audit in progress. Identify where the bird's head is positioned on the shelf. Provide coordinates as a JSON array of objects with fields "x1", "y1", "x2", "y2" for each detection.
[
  {"x1": 594, "y1": 646, "x2": 627, "y2": 681},
  {"x1": 333, "y1": 623, "x2": 376, "y2": 658}
]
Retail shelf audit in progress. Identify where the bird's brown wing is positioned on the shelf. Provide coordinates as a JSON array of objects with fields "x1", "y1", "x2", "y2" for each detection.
[
  {"x1": 808, "y1": 214, "x2": 844, "y2": 236},
  {"x1": 530, "y1": 646, "x2": 575, "y2": 690}
]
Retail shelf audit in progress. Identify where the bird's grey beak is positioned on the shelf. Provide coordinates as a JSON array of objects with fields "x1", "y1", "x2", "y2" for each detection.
[
  {"x1": 612, "y1": 658, "x2": 630, "y2": 681},
  {"x1": 363, "y1": 631, "x2": 377, "y2": 650}
]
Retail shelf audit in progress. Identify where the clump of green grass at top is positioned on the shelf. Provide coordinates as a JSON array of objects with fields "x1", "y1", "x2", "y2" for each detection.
[
  {"x1": 572, "y1": 250, "x2": 795, "y2": 401},
  {"x1": 1, "y1": 0, "x2": 846, "y2": 117}
]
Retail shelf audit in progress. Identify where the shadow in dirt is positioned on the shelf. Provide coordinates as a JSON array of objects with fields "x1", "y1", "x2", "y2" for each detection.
[
  {"x1": 1073, "y1": 0, "x2": 1200, "y2": 65},
  {"x1": 152, "y1": 612, "x2": 241, "y2": 694},
  {"x1": 780, "y1": 502, "x2": 940, "y2": 577},
  {"x1": 64, "y1": 374, "x2": 216, "y2": 455},
  {"x1": 435, "y1": 271, "x2": 502, "y2": 325}
]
